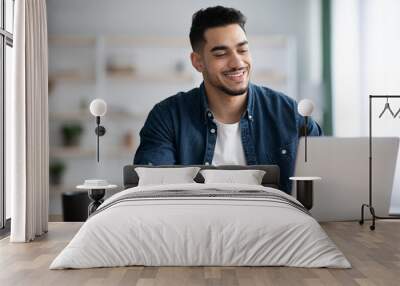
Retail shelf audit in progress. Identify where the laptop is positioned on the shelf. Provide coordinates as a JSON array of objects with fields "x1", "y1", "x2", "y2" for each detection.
[{"x1": 293, "y1": 137, "x2": 399, "y2": 222}]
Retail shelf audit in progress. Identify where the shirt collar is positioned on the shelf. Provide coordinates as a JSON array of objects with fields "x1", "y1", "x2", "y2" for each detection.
[{"x1": 200, "y1": 81, "x2": 254, "y2": 124}]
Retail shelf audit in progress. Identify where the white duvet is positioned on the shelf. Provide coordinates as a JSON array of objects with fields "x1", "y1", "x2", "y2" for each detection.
[{"x1": 50, "y1": 183, "x2": 351, "y2": 269}]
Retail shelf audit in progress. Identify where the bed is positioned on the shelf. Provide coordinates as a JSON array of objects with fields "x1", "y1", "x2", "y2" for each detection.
[{"x1": 50, "y1": 165, "x2": 351, "y2": 269}]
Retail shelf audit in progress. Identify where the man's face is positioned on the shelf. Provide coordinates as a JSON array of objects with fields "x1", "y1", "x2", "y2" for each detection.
[{"x1": 191, "y1": 24, "x2": 252, "y2": 96}]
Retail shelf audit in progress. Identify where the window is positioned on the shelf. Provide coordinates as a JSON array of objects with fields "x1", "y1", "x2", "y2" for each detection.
[{"x1": 0, "y1": 0, "x2": 14, "y2": 231}]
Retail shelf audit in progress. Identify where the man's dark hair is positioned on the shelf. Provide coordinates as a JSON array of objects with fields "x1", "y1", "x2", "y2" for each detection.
[{"x1": 189, "y1": 6, "x2": 247, "y2": 51}]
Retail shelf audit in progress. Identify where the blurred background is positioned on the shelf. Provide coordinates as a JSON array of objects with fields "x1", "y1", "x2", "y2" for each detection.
[{"x1": 45, "y1": 0, "x2": 400, "y2": 220}]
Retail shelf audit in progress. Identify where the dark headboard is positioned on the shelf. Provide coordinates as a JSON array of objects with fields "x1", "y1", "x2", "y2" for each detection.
[{"x1": 123, "y1": 165, "x2": 280, "y2": 189}]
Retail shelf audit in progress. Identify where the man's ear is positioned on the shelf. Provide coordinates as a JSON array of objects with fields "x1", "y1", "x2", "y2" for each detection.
[{"x1": 190, "y1": 51, "x2": 204, "y2": 73}]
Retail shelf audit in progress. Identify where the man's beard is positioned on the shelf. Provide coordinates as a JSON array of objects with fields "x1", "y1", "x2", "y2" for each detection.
[{"x1": 217, "y1": 83, "x2": 249, "y2": 96}]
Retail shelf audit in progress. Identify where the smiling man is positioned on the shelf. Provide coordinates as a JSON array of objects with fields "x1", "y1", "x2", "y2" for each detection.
[{"x1": 134, "y1": 6, "x2": 322, "y2": 193}]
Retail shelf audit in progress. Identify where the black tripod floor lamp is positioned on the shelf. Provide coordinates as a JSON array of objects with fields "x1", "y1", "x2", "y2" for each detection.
[{"x1": 359, "y1": 95, "x2": 400, "y2": 230}]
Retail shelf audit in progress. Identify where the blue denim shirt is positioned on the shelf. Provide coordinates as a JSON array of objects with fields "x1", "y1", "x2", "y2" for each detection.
[{"x1": 134, "y1": 82, "x2": 322, "y2": 193}]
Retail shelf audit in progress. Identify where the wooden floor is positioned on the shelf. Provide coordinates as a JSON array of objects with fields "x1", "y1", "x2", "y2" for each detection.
[{"x1": 1, "y1": 221, "x2": 400, "y2": 286}]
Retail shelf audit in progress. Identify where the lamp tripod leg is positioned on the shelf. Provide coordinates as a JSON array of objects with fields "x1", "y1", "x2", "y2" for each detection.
[
  {"x1": 359, "y1": 204, "x2": 366, "y2": 225},
  {"x1": 369, "y1": 206, "x2": 376, "y2": 231},
  {"x1": 359, "y1": 204, "x2": 376, "y2": 230}
]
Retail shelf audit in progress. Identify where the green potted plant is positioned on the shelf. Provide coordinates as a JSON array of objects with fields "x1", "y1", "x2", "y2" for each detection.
[
  {"x1": 49, "y1": 161, "x2": 66, "y2": 185},
  {"x1": 61, "y1": 123, "x2": 83, "y2": 146}
]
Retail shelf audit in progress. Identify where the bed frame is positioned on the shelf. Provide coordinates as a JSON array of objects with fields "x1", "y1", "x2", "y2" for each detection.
[{"x1": 123, "y1": 165, "x2": 280, "y2": 189}]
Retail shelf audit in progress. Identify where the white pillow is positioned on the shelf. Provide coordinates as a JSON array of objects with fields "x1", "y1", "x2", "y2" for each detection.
[
  {"x1": 135, "y1": 167, "x2": 200, "y2": 186},
  {"x1": 200, "y1": 169, "x2": 266, "y2": 185}
]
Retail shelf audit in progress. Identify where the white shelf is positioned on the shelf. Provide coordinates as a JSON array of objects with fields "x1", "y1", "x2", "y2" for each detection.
[
  {"x1": 106, "y1": 72, "x2": 194, "y2": 83},
  {"x1": 48, "y1": 35, "x2": 96, "y2": 47},
  {"x1": 48, "y1": 72, "x2": 95, "y2": 84},
  {"x1": 49, "y1": 110, "x2": 146, "y2": 121},
  {"x1": 50, "y1": 147, "x2": 95, "y2": 157},
  {"x1": 48, "y1": 72, "x2": 195, "y2": 84},
  {"x1": 50, "y1": 146, "x2": 136, "y2": 159},
  {"x1": 104, "y1": 35, "x2": 190, "y2": 47}
]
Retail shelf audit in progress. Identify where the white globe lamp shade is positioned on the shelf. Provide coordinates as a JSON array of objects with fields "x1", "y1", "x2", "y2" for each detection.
[
  {"x1": 90, "y1": 99, "x2": 107, "y2": 117},
  {"x1": 298, "y1": 99, "x2": 314, "y2": 117}
]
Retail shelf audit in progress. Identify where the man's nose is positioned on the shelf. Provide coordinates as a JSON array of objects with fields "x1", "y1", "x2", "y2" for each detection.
[{"x1": 228, "y1": 52, "x2": 244, "y2": 69}]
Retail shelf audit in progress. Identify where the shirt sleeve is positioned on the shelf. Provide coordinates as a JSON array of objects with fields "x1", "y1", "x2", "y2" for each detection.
[
  {"x1": 306, "y1": 116, "x2": 323, "y2": 136},
  {"x1": 133, "y1": 103, "x2": 176, "y2": 165}
]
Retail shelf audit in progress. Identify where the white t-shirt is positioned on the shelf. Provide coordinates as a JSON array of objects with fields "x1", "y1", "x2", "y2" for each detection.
[{"x1": 211, "y1": 119, "x2": 247, "y2": 166}]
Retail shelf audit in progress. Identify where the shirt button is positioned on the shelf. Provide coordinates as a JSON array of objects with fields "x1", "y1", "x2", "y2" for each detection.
[
  {"x1": 249, "y1": 115, "x2": 253, "y2": 119},
  {"x1": 281, "y1": 149, "x2": 287, "y2": 155},
  {"x1": 207, "y1": 112, "x2": 212, "y2": 118},
  {"x1": 210, "y1": 128, "x2": 216, "y2": 134},
  {"x1": 205, "y1": 162, "x2": 210, "y2": 165}
]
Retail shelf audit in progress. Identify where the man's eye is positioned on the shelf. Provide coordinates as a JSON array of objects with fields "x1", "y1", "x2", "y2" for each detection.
[
  {"x1": 239, "y1": 50, "x2": 248, "y2": 53},
  {"x1": 214, "y1": 53, "x2": 226, "y2": 57}
]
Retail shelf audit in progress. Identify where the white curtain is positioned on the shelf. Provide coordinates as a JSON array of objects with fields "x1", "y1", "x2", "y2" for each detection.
[{"x1": 8, "y1": 0, "x2": 49, "y2": 242}]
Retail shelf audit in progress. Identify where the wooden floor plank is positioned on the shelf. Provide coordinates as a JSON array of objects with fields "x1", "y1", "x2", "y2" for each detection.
[{"x1": 0, "y1": 221, "x2": 400, "y2": 286}]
